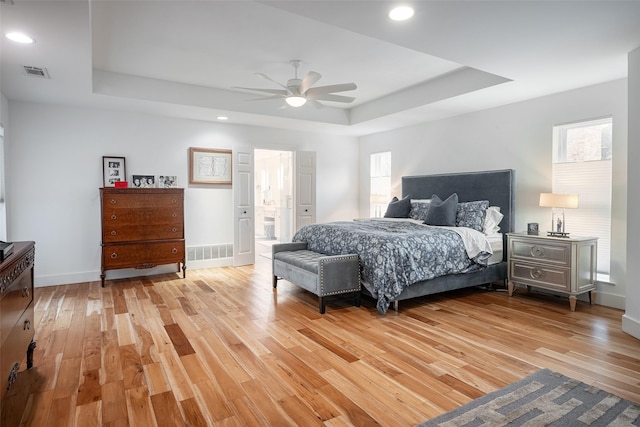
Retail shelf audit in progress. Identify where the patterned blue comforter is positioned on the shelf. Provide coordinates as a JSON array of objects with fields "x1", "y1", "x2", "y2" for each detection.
[{"x1": 292, "y1": 220, "x2": 489, "y2": 313}]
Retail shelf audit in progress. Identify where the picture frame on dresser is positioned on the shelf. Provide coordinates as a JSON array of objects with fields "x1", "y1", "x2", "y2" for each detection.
[
  {"x1": 102, "y1": 156, "x2": 126, "y2": 187},
  {"x1": 188, "y1": 147, "x2": 232, "y2": 185}
]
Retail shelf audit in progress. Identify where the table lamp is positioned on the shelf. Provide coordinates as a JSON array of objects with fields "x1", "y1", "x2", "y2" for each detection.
[{"x1": 539, "y1": 193, "x2": 579, "y2": 237}]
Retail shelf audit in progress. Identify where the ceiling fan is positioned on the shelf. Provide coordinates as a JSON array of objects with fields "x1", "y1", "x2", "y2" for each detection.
[{"x1": 234, "y1": 60, "x2": 357, "y2": 108}]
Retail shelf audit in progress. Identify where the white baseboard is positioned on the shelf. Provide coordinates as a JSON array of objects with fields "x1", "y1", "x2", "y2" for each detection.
[
  {"x1": 622, "y1": 314, "x2": 640, "y2": 340},
  {"x1": 594, "y1": 290, "x2": 625, "y2": 310}
]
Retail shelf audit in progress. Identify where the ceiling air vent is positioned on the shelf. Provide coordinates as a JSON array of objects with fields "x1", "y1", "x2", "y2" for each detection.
[{"x1": 22, "y1": 66, "x2": 50, "y2": 79}]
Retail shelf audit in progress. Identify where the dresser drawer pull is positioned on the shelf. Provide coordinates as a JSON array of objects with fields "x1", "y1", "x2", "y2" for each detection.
[
  {"x1": 111, "y1": 231, "x2": 117, "y2": 236},
  {"x1": 171, "y1": 199, "x2": 177, "y2": 203},
  {"x1": 172, "y1": 248, "x2": 178, "y2": 254},
  {"x1": 531, "y1": 246, "x2": 546, "y2": 258},
  {"x1": 22, "y1": 287, "x2": 30, "y2": 298},
  {"x1": 530, "y1": 268, "x2": 544, "y2": 279},
  {"x1": 7, "y1": 363, "x2": 19, "y2": 391},
  {"x1": 172, "y1": 227, "x2": 178, "y2": 233},
  {"x1": 111, "y1": 253, "x2": 118, "y2": 259},
  {"x1": 172, "y1": 212, "x2": 177, "y2": 218},
  {"x1": 111, "y1": 214, "x2": 117, "y2": 220},
  {"x1": 110, "y1": 199, "x2": 117, "y2": 205},
  {"x1": 24, "y1": 319, "x2": 31, "y2": 330}
]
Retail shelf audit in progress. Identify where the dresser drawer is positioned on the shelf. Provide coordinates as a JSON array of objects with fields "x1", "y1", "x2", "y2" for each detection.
[
  {"x1": 510, "y1": 261, "x2": 570, "y2": 292},
  {"x1": 509, "y1": 238, "x2": 570, "y2": 267},
  {"x1": 102, "y1": 193, "x2": 182, "y2": 210},
  {"x1": 0, "y1": 302, "x2": 34, "y2": 401},
  {"x1": 102, "y1": 207, "x2": 182, "y2": 226},
  {"x1": 102, "y1": 241, "x2": 185, "y2": 270},
  {"x1": 0, "y1": 272, "x2": 33, "y2": 349},
  {"x1": 102, "y1": 223, "x2": 184, "y2": 243}
]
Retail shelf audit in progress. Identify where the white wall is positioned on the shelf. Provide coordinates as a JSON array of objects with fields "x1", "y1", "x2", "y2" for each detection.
[
  {"x1": 359, "y1": 79, "x2": 628, "y2": 309},
  {"x1": 0, "y1": 92, "x2": 7, "y2": 241},
  {"x1": 6, "y1": 101, "x2": 359, "y2": 287},
  {"x1": 623, "y1": 47, "x2": 640, "y2": 339}
]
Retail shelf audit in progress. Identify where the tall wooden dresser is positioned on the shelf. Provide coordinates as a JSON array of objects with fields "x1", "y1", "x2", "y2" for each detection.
[
  {"x1": 0, "y1": 241, "x2": 36, "y2": 422},
  {"x1": 100, "y1": 188, "x2": 186, "y2": 287}
]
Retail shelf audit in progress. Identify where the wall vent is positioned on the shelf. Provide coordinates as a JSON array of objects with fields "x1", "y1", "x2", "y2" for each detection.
[
  {"x1": 23, "y1": 66, "x2": 50, "y2": 79},
  {"x1": 187, "y1": 243, "x2": 233, "y2": 262}
]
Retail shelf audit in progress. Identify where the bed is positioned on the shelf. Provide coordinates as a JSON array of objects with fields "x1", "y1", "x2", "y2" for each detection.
[{"x1": 292, "y1": 169, "x2": 515, "y2": 313}]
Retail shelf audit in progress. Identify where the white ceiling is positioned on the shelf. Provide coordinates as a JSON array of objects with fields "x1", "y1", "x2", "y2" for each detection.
[{"x1": 2, "y1": 0, "x2": 640, "y2": 136}]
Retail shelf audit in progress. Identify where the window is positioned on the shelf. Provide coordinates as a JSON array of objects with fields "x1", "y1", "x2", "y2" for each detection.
[
  {"x1": 370, "y1": 152, "x2": 391, "y2": 217},
  {"x1": 552, "y1": 117, "x2": 612, "y2": 277}
]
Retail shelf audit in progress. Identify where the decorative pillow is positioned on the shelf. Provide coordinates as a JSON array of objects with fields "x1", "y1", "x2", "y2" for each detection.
[
  {"x1": 425, "y1": 193, "x2": 458, "y2": 226},
  {"x1": 456, "y1": 200, "x2": 490, "y2": 231},
  {"x1": 483, "y1": 206, "x2": 504, "y2": 234},
  {"x1": 409, "y1": 199, "x2": 431, "y2": 222},
  {"x1": 384, "y1": 195, "x2": 411, "y2": 218}
]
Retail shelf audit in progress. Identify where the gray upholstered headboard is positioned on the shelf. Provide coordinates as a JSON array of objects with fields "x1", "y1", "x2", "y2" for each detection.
[{"x1": 401, "y1": 169, "x2": 515, "y2": 234}]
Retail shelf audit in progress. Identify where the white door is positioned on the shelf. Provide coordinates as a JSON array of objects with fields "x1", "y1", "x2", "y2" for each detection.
[
  {"x1": 233, "y1": 147, "x2": 254, "y2": 266},
  {"x1": 294, "y1": 151, "x2": 316, "y2": 231}
]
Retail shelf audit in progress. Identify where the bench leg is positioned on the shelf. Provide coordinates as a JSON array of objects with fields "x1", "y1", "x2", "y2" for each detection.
[
  {"x1": 272, "y1": 275, "x2": 278, "y2": 289},
  {"x1": 354, "y1": 291, "x2": 361, "y2": 307},
  {"x1": 319, "y1": 296, "x2": 326, "y2": 314}
]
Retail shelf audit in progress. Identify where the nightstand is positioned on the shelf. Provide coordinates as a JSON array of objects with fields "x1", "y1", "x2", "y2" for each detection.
[{"x1": 506, "y1": 232, "x2": 598, "y2": 311}]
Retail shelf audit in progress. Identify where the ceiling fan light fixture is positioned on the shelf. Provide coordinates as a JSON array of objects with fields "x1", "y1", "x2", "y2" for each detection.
[
  {"x1": 389, "y1": 5, "x2": 414, "y2": 21},
  {"x1": 285, "y1": 96, "x2": 307, "y2": 107}
]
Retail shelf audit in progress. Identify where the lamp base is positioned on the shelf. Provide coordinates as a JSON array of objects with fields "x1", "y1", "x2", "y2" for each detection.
[{"x1": 547, "y1": 231, "x2": 570, "y2": 238}]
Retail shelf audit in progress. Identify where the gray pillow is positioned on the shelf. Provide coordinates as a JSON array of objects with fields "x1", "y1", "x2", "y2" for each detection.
[
  {"x1": 384, "y1": 195, "x2": 411, "y2": 218},
  {"x1": 456, "y1": 200, "x2": 490, "y2": 231},
  {"x1": 425, "y1": 193, "x2": 458, "y2": 226}
]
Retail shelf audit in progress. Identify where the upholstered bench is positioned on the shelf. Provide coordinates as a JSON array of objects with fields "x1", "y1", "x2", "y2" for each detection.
[{"x1": 272, "y1": 242, "x2": 361, "y2": 314}]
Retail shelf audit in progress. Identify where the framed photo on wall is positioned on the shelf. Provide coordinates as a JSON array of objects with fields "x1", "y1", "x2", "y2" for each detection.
[
  {"x1": 103, "y1": 156, "x2": 126, "y2": 187},
  {"x1": 189, "y1": 147, "x2": 232, "y2": 185}
]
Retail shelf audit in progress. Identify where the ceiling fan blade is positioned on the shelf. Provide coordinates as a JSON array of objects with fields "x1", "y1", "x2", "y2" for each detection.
[
  {"x1": 245, "y1": 95, "x2": 287, "y2": 101},
  {"x1": 233, "y1": 87, "x2": 288, "y2": 96},
  {"x1": 305, "y1": 82, "x2": 357, "y2": 96},
  {"x1": 307, "y1": 93, "x2": 356, "y2": 103},
  {"x1": 256, "y1": 73, "x2": 291, "y2": 93},
  {"x1": 299, "y1": 71, "x2": 321, "y2": 94}
]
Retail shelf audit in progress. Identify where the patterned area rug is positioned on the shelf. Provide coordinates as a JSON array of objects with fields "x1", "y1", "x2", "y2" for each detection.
[{"x1": 418, "y1": 369, "x2": 640, "y2": 426}]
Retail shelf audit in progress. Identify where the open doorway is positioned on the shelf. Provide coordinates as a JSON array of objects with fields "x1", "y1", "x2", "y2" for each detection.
[{"x1": 254, "y1": 149, "x2": 294, "y2": 259}]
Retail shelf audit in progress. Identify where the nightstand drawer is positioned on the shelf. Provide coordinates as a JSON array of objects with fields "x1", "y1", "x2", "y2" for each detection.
[
  {"x1": 510, "y1": 261, "x2": 570, "y2": 292},
  {"x1": 509, "y1": 239, "x2": 570, "y2": 267}
]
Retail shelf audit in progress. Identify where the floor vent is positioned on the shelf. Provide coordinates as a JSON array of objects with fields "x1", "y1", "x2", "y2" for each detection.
[
  {"x1": 187, "y1": 244, "x2": 233, "y2": 262},
  {"x1": 23, "y1": 66, "x2": 50, "y2": 79}
]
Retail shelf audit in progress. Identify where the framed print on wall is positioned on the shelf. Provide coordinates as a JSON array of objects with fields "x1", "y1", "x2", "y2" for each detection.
[
  {"x1": 103, "y1": 156, "x2": 126, "y2": 187},
  {"x1": 189, "y1": 147, "x2": 232, "y2": 185}
]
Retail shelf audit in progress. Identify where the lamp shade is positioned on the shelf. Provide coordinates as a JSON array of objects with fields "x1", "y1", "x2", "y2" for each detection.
[
  {"x1": 285, "y1": 96, "x2": 307, "y2": 107},
  {"x1": 539, "y1": 193, "x2": 579, "y2": 209}
]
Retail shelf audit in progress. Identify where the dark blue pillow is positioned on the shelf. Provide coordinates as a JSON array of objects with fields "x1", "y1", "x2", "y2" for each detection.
[
  {"x1": 384, "y1": 195, "x2": 411, "y2": 218},
  {"x1": 425, "y1": 193, "x2": 458, "y2": 226}
]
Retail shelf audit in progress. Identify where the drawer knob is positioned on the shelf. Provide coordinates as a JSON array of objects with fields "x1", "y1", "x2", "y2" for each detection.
[
  {"x1": 530, "y1": 268, "x2": 543, "y2": 279},
  {"x1": 24, "y1": 319, "x2": 31, "y2": 330},
  {"x1": 172, "y1": 248, "x2": 178, "y2": 254},
  {"x1": 111, "y1": 231, "x2": 117, "y2": 236},
  {"x1": 172, "y1": 212, "x2": 177, "y2": 218},
  {"x1": 111, "y1": 214, "x2": 117, "y2": 220},
  {"x1": 111, "y1": 253, "x2": 118, "y2": 259},
  {"x1": 110, "y1": 199, "x2": 117, "y2": 205},
  {"x1": 172, "y1": 227, "x2": 177, "y2": 233},
  {"x1": 22, "y1": 287, "x2": 30, "y2": 298},
  {"x1": 531, "y1": 246, "x2": 546, "y2": 257}
]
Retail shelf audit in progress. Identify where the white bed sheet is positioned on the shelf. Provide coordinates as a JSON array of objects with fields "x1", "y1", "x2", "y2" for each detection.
[{"x1": 485, "y1": 233, "x2": 504, "y2": 265}]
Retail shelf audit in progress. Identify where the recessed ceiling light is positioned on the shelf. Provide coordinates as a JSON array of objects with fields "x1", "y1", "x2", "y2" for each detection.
[
  {"x1": 389, "y1": 6, "x2": 414, "y2": 21},
  {"x1": 217, "y1": 116, "x2": 229, "y2": 121},
  {"x1": 5, "y1": 32, "x2": 35, "y2": 44}
]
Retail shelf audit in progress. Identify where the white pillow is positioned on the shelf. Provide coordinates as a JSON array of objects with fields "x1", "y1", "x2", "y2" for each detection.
[{"x1": 483, "y1": 206, "x2": 504, "y2": 234}]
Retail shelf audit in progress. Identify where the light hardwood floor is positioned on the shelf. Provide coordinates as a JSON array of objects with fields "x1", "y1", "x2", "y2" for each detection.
[{"x1": 4, "y1": 257, "x2": 640, "y2": 426}]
